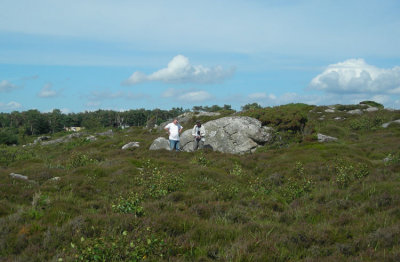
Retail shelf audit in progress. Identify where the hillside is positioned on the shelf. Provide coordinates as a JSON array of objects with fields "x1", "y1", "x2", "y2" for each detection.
[{"x1": 1, "y1": 103, "x2": 400, "y2": 261}]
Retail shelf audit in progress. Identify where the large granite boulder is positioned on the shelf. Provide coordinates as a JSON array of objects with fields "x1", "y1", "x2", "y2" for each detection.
[
  {"x1": 149, "y1": 137, "x2": 171, "y2": 151},
  {"x1": 178, "y1": 116, "x2": 273, "y2": 154}
]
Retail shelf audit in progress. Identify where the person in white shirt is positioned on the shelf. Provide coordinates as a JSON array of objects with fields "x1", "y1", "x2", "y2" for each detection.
[
  {"x1": 164, "y1": 119, "x2": 183, "y2": 151},
  {"x1": 191, "y1": 121, "x2": 206, "y2": 151}
]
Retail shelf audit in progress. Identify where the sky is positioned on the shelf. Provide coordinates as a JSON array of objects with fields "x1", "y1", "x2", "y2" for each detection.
[{"x1": 1, "y1": 0, "x2": 400, "y2": 113}]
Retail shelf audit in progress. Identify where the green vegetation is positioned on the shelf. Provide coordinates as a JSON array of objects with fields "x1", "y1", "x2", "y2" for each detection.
[{"x1": 0, "y1": 102, "x2": 400, "y2": 261}]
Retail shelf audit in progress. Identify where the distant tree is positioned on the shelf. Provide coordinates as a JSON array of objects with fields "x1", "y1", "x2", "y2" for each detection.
[
  {"x1": 241, "y1": 103, "x2": 262, "y2": 111},
  {"x1": 0, "y1": 128, "x2": 19, "y2": 145}
]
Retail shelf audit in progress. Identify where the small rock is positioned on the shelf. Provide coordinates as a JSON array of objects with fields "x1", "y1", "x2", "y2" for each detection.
[
  {"x1": 364, "y1": 107, "x2": 379, "y2": 112},
  {"x1": 122, "y1": 142, "x2": 140, "y2": 150},
  {"x1": 96, "y1": 130, "x2": 113, "y2": 136},
  {"x1": 347, "y1": 109, "x2": 363, "y2": 115},
  {"x1": 50, "y1": 177, "x2": 61, "y2": 181},
  {"x1": 86, "y1": 135, "x2": 97, "y2": 141},
  {"x1": 9, "y1": 173, "x2": 28, "y2": 180},
  {"x1": 317, "y1": 133, "x2": 338, "y2": 143},
  {"x1": 325, "y1": 109, "x2": 335, "y2": 113},
  {"x1": 334, "y1": 117, "x2": 344, "y2": 120}
]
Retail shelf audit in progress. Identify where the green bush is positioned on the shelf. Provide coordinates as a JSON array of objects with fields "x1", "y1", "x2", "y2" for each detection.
[
  {"x1": 349, "y1": 115, "x2": 384, "y2": 131},
  {"x1": 359, "y1": 100, "x2": 384, "y2": 109},
  {"x1": 0, "y1": 128, "x2": 19, "y2": 145},
  {"x1": 241, "y1": 103, "x2": 314, "y2": 133},
  {"x1": 112, "y1": 193, "x2": 144, "y2": 216},
  {"x1": 69, "y1": 228, "x2": 166, "y2": 261}
]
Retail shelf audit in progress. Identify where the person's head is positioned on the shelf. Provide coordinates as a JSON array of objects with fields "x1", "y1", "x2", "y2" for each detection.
[
  {"x1": 173, "y1": 119, "x2": 178, "y2": 124},
  {"x1": 196, "y1": 121, "x2": 201, "y2": 127}
]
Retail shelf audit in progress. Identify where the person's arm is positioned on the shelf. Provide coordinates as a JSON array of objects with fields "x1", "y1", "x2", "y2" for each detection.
[
  {"x1": 179, "y1": 125, "x2": 183, "y2": 133},
  {"x1": 164, "y1": 124, "x2": 170, "y2": 134}
]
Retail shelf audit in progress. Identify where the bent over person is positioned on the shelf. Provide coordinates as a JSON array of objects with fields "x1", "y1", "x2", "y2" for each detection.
[
  {"x1": 192, "y1": 121, "x2": 206, "y2": 151},
  {"x1": 164, "y1": 119, "x2": 183, "y2": 151}
]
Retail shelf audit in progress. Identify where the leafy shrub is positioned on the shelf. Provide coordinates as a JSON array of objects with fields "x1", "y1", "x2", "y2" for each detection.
[
  {"x1": 242, "y1": 103, "x2": 314, "y2": 133},
  {"x1": 280, "y1": 162, "x2": 312, "y2": 202},
  {"x1": 384, "y1": 153, "x2": 400, "y2": 166},
  {"x1": 136, "y1": 160, "x2": 184, "y2": 199},
  {"x1": 66, "y1": 152, "x2": 98, "y2": 169},
  {"x1": 112, "y1": 193, "x2": 144, "y2": 216},
  {"x1": 359, "y1": 100, "x2": 384, "y2": 109},
  {"x1": 333, "y1": 158, "x2": 369, "y2": 188},
  {"x1": 190, "y1": 152, "x2": 210, "y2": 167},
  {"x1": 229, "y1": 162, "x2": 243, "y2": 177},
  {"x1": 69, "y1": 228, "x2": 166, "y2": 261},
  {"x1": 349, "y1": 115, "x2": 384, "y2": 131}
]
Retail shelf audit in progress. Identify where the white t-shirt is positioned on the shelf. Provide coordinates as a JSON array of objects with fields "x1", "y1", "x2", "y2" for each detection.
[{"x1": 165, "y1": 122, "x2": 183, "y2": 141}]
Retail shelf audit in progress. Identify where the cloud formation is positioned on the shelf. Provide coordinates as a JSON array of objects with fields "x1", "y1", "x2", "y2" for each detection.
[
  {"x1": 0, "y1": 80, "x2": 20, "y2": 92},
  {"x1": 123, "y1": 55, "x2": 235, "y2": 85},
  {"x1": 38, "y1": 83, "x2": 58, "y2": 98},
  {"x1": 309, "y1": 59, "x2": 400, "y2": 94},
  {"x1": 0, "y1": 101, "x2": 22, "y2": 110},
  {"x1": 162, "y1": 88, "x2": 213, "y2": 103}
]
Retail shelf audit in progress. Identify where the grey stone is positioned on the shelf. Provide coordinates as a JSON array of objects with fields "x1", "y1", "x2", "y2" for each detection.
[
  {"x1": 179, "y1": 116, "x2": 273, "y2": 154},
  {"x1": 347, "y1": 109, "x2": 363, "y2": 115},
  {"x1": 96, "y1": 130, "x2": 113, "y2": 136},
  {"x1": 122, "y1": 142, "x2": 140, "y2": 150},
  {"x1": 382, "y1": 119, "x2": 400, "y2": 128},
  {"x1": 149, "y1": 137, "x2": 171, "y2": 151},
  {"x1": 364, "y1": 107, "x2": 379, "y2": 112},
  {"x1": 86, "y1": 135, "x2": 97, "y2": 141},
  {"x1": 33, "y1": 136, "x2": 51, "y2": 144},
  {"x1": 325, "y1": 109, "x2": 335, "y2": 113},
  {"x1": 317, "y1": 133, "x2": 338, "y2": 143},
  {"x1": 9, "y1": 173, "x2": 28, "y2": 180}
]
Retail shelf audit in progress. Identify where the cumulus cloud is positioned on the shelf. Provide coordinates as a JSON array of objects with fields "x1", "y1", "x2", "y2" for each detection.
[
  {"x1": 38, "y1": 83, "x2": 58, "y2": 98},
  {"x1": 0, "y1": 80, "x2": 20, "y2": 92},
  {"x1": 309, "y1": 59, "x2": 400, "y2": 94},
  {"x1": 0, "y1": 101, "x2": 22, "y2": 110},
  {"x1": 162, "y1": 88, "x2": 213, "y2": 103},
  {"x1": 248, "y1": 92, "x2": 277, "y2": 100},
  {"x1": 123, "y1": 55, "x2": 235, "y2": 85}
]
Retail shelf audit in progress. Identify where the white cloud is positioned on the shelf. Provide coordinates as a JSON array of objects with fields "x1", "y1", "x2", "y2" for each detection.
[
  {"x1": 38, "y1": 83, "x2": 58, "y2": 98},
  {"x1": 162, "y1": 88, "x2": 213, "y2": 103},
  {"x1": 0, "y1": 80, "x2": 20, "y2": 92},
  {"x1": 309, "y1": 59, "x2": 400, "y2": 94},
  {"x1": 0, "y1": 101, "x2": 22, "y2": 110},
  {"x1": 177, "y1": 91, "x2": 213, "y2": 102},
  {"x1": 123, "y1": 55, "x2": 235, "y2": 85},
  {"x1": 248, "y1": 92, "x2": 277, "y2": 100}
]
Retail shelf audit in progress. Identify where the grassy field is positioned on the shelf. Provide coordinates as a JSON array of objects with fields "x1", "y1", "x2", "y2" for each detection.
[{"x1": 1, "y1": 104, "x2": 400, "y2": 261}]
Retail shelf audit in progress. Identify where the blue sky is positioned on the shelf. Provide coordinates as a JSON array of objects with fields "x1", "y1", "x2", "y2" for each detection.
[{"x1": 1, "y1": 0, "x2": 400, "y2": 113}]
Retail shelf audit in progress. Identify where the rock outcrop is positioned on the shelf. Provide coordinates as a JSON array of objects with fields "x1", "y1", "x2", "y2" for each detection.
[
  {"x1": 382, "y1": 119, "x2": 400, "y2": 128},
  {"x1": 174, "y1": 116, "x2": 273, "y2": 154}
]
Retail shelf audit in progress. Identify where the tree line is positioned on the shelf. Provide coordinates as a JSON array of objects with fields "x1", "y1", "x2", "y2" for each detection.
[{"x1": 0, "y1": 104, "x2": 242, "y2": 145}]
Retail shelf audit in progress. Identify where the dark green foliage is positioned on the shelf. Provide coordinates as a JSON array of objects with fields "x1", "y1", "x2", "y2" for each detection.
[
  {"x1": 360, "y1": 100, "x2": 384, "y2": 109},
  {"x1": 0, "y1": 128, "x2": 18, "y2": 145},
  {"x1": 241, "y1": 103, "x2": 314, "y2": 132}
]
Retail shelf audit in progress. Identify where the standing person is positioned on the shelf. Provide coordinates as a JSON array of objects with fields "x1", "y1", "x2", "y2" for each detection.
[
  {"x1": 164, "y1": 118, "x2": 183, "y2": 151},
  {"x1": 192, "y1": 121, "x2": 206, "y2": 151}
]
